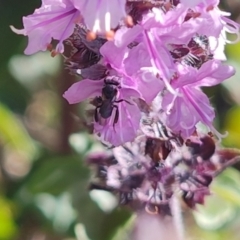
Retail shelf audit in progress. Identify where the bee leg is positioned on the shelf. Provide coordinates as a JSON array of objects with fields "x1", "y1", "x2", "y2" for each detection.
[
  {"x1": 113, "y1": 105, "x2": 119, "y2": 127},
  {"x1": 115, "y1": 99, "x2": 133, "y2": 105},
  {"x1": 94, "y1": 106, "x2": 100, "y2": 122}
]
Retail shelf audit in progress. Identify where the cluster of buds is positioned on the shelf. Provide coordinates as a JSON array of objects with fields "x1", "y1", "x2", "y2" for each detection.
[
  {"x1": 88, "y1": 120, "x2": 240, "y2": 213},
  {"x1": 13, "y1": 0, "x2": 240, "y2": 213}
]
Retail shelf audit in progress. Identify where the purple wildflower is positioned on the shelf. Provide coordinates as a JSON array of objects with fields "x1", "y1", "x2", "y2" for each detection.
[
  {"x1": 101, "y1": 40, "x2": 164, "y2": 103},
  {"x1": 161, "y1": 60, "x2": 235, "y2": 138},
  {"x1": 63, "y1": 76, "x2": 141, "y2": 146},
  {"x1": 11, "y1": 0, "x2": 80, "y2": 54},
  {"x1": 60, "y1": 0, "x2": 239, "y2": 145},
  {"x1": 13, "y1": 0, "x2": 240, "y2": 220},
  {"x1": 71, "y1": 0, "x2": 127, "y2": 37},
  {"x1": 87, "y1": 121, "x2": 240, "y2": 212}
]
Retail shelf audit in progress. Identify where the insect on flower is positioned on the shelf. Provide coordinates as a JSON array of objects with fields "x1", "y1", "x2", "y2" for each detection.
[
  {"x1": 92, "y1": 78, "x2": 131, "y2": 126},
  {"x1": 169, "y1": 34, "x2": 213, "y2": 68}
]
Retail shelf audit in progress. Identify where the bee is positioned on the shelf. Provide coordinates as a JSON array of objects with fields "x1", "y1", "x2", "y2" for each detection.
[
  {"x1": 169, "y1": 47, "x2": 190, "y2": 59},
  {"x1": 169, "y1": 34, "x2": 212, "y2": 69},
  {"x1": 188, "y1": 35, "x2": 209, "y2": 51},
  {"x1": 93, "y1": 78, "x2": 130, "y2": 125}
]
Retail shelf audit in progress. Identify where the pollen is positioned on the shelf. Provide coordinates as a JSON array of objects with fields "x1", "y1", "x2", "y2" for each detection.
[
  {"x1": 125, "y1": 15, "x2": 133, "y2": 27},
  {"x1": 86, "y1": 31, "x2": 97, "y2": 41},
  {"x1": 106, "y1": 30, "x2": 115, "y2": 41}
]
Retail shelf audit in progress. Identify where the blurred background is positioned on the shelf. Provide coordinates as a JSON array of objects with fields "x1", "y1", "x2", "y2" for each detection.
[{"x1": 1, "y1": 1, "x2": 240, "y2": 239}]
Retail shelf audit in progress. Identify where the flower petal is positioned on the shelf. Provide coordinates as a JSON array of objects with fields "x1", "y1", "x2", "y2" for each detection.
[
  {"x1": 12, "y1": 0, "x2": 79, "y2": 54},
  {"x1": 63, "y1": 79, "x2": 104, "y2": 104},
  {"x1": 100, "y1": 41, "x2": 127, "y2": 70},
  {"x1": 72, "y1": 0, "x2": 126, "y2": 34},
  {"x1": 95, "y1": 101, "x2": 141, "y2": 146},
  {"x1": 196, "y1": 61, "x2": 235, "y2": 87}
]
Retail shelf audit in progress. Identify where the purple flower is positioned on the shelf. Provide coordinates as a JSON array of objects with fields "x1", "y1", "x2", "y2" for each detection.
[
  {"x1": 71, "y1": 0, "x2": 127, "y2": 36},
  {"x1": 11, "y1": 0, "x2": 80, "y2": 54},
  {"x1": 11, "y1": 0, "x2": 240, "y2": 220},
  {"x1": 87, "y1": 122, "x2": 240, "y2": 212},
  {"x1": 63, "y1": 77, "x2": 141, "y2": 146},
  {"x1": 101, "y1": 40, "x2": 164, "y2": 103},
  {"x1": 181, "y1": 0, "x2": 221, "y2": 8},
  {"x1": 162, "y1": 60, "x2": 235, "y2": 138},
  {"x1": 113, "y1": 5, "x2": 210, "y2": 94},
  {"x1": 124, "y1": 43, "x2": 164, "y2": 103}
]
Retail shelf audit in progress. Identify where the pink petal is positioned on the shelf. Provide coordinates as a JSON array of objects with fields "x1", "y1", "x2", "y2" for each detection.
[
  {"x1": 95, "y1": 102, "x2": 140, "y2": 146},
  {"x1": 114, "y1": 25, "x2": 142, "y2": 48},
  {"x1": 197, "y1": 61, "x2": 235, "y2": 87},
  {"x1": 135, "y1": 72, "x2": 164, "y2": 103},
  {"x1": 163, "y1": 87, "x2": 215, "y2": 137},
  {"x1": 63, "y1": 79, "x2": 104, "y2": 104},
  {"x1": 100, "y1": 41, "x2": 127, "y2": 70},
  {"x1": 12, "y1": 0, "x2": 79, "y2": 54},
  {"x1": 72, "y1": 0, "x2": 126, "y2": 33}
]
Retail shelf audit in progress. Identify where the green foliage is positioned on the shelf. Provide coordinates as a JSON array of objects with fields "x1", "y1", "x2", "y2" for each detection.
[
  {"x1": 24, "y1": 156, "x2": 89, "y2": 195},
  {"x1": 0, "y1": 198, "x2": 17, "y2": 240},
  {"x1": 191, "y1": 168, "x2": 240, "y2": 239},
  {"x1": 0, "y1": 102, "x2": 37, "y2": 159}
]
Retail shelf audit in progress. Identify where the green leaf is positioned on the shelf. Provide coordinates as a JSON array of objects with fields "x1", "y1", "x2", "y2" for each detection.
[
  {"x1": 35, "y1": 192, "x2": 77, "y2": 233},
  {"x1": 193, "y1": 194, "x2": 236, "y2": 230},
  {"x1": 193, "y1": 168, "x2": 240, "y2": 230},
  {"x1": 0, "y1": 102, "x2": 37, "y2": 160},
  {"x1": 226, "y1": 41, "x2": 240, "y2": 61},
  {"x1": 111, "y1": 215, "x2": 135, "y2": 240},
  {"x1": 71, "y1": 182, "x2": 132, "y2": 240},
  {"x1": 0, "y1": 197, "x2": 17, "y2": 240},
  {"x1": 211, "y1": 168, "x2": 240, "y2": 206},
  {"x1": 24, "y1": 155, "x2": 89, "y2": 195},
  {"x1": 223, "y1": 106, "x2": 240, "y2": 148}
]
